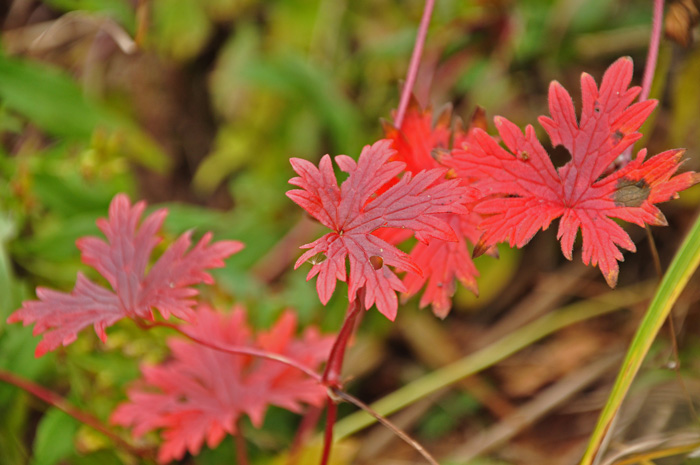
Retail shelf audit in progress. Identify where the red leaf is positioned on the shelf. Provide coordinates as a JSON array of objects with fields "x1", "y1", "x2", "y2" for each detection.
[
  {"x1": 111, "y1": 306, "x2": 332, "y2": 464},
  {"x1": 381, "y1": 101, "x2": 482, "y2": 317},
  {"x1": 7, "y1": 194, "x2": 243, "y2": 356},
  {"x1": 287, "y1": 139, "x2": 469, "y2": 320},
  {"x1": 445, "y1": 57, "x2": 700, "y2": 286}
]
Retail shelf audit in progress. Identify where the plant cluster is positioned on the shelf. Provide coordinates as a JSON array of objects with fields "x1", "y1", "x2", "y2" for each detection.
[{"x1": 2, "y1": 1, "x2": 700, "y2": 464}]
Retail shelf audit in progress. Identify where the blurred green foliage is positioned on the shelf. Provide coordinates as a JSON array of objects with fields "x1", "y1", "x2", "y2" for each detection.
[{"x1": 0, "y1": 0, "x2": 698, "y2": 464}]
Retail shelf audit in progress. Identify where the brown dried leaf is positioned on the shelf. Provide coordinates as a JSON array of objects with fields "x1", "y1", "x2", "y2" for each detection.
[{"x1": 665, "y1": 0, "x2": 700, "y2": 47}]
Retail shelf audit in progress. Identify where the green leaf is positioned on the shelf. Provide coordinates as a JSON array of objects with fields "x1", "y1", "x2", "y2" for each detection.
[
  {"x1": 152, "y1": 0, "x2": 212, "y2": 60},
  {"x1": 0, "y1": 212, "x2": 16, "y2": 318},
  {"x1": 42, "y1": 0, "x2": 135, "y2": 32},
  {"x1": 241, "y1": 54, "x2": 363, "y2": 154},
  {"x1": 70, "y1": 449, "x2": 125, "y2": 465},
  {"x1": 31, "y1": 171, "x2": 124, "y2": 218},
  {"x1": 32, "y1": 408, "x2": 79, "y2": 465},
  {"x1": 0, "y1": 54, "x2": 168, "y2": 172},
  {"x1": 0, "y1": 326, "x2": 54, "y2": 405},
  {"x1": 0, "y1": 391, "x2": 30, "y2": 465}
]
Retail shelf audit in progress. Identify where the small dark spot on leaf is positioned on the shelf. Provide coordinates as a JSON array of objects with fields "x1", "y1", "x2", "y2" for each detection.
[
  {"x1": 614, "y1": 178, "x2": 651, "y2": 207},
  {"x1": 369, "y1": 255, "x2": 384, "y2": 270},
  {"x1": 520, "y1": 151, "x2": 530, "y2": 161},
  {"x1": 612, "y1": 130, "x2": 624, "y2": 145},
  {"x1": 431, "y1": 148, "x2": 449, "y2": 162}
]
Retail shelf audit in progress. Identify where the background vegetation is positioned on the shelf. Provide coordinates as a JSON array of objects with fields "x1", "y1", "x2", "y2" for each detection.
[{"x1": 1, "y1": 0, "x2": 700, "y2": 464}]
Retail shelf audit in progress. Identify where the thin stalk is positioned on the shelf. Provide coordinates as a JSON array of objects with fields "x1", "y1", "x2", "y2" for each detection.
[
  {"x1": 654, "y1": 226, "x2": 694, "y2": 423},
  {"x1": 667, "y1": 314, "x2": 699, "y2": 423},
  {"x1": 330, "y1": 387, "x2": 439, "y2": 465},
  {"x1": 580, "y1": 211, "x2": 700, "y2": 465},
  {"x1": 609, "y1": 440, "x2": 700, "y2": 465},
  {"x1": 621, "y1": 0, "x2": 664, "y2": 164},
  {"x1": 645, "y1": 227, "x2": 663, "y2": 280},
  {"x1": 319, "y1": 291, "x2": 365, "y2": 465},
  {"x1": 234, "y1": 419, "x2": 250, "y2": 465},
  {"x1": 0, "y1": 368, "x2": 153, "y2": 461},
  {"x1": 640, "y1": 0, "x2": 665, "y2": 102},
  {"x1": 332, "y1": 283, "x2": 652, "y2": 440},
  {"x1": 319, "y1": 398, "x2": 338, "y2": 465},
  {"x1": 138, "y1": 320, "x2": 323, "y2": 382},
  {"x1": 322, "y1": 295, "x2": 363, "y2": 386},
  {"x1": 288, "y1": 406, "x2": 323, "y2": 465},
  {"x1": 394, "y1": 0, "x2": 435, "y2": 128}
]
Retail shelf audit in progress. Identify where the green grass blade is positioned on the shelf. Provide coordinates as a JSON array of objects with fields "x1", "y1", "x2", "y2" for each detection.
[
  {"x1": 580, "y1": 213, "x2": 700, "y2": 465},
  {"x1": 332, "y1": 282, "x2": 653, "y2": 442}
]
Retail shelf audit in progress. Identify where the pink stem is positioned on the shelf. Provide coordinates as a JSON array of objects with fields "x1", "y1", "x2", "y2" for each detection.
[
  {"x1": 394, "y1": 0, "x2": 436, "y2": 128},
  {"x1": 0, "y1": 368, "x2": 153, "y2": 460},
  {"x1": 640, "y1": 0, "x2": 664, "y2": 102},
  {"x1": 139, "y1": 320, "x2": 323, "y2": 382},
  {"x1": 620, "y1": 0, "x2": 665, "y2": 164}
]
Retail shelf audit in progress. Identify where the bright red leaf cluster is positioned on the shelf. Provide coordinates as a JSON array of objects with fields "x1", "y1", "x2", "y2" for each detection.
[
  {"x1": 290, "y1": 57, "x2": 698, "y2": 309},
  {"x1": 8, "y1": 194, "x2": 243, "y2": 356},
  {"x1": 381, "y1": 101, "x2": 484, "y2": 317},
  {"x1": 445, "y1": 57, "x2": 699, "y2": 286},
  {"x1": 287, "y1": 139, "x2": 471, "y2": 320},
  {"x1": 111, "y1": 306, "x2": 333, "y2": 464}
]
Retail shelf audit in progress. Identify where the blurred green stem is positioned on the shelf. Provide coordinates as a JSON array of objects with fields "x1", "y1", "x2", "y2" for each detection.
[
  {"x1": 332, "y1": 282, "x2": 653, "y2": 440},
  {"x1": 0, "y1": 368, "x2": 153, "y2": 460},
  {"x1": 579, "y1": 211, "x2": 700, "y2": 465}
]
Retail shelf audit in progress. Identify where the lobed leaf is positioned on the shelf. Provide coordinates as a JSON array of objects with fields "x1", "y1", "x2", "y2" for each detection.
[
  {"x1": 111, "y1": 306, "x2": 333, "y2": 464},
  {"x1": 288, "y1": 139, "x2": 470, "y2": 319},
  {"x1": 380, "y1": 101, "x2": 484, "y2": 317},
  {"x1": 446, "y1": 57, "x2": 699, "y2": 286},
  {"x1": 7, "y1": 194, "x2": 243, "y2": 356}
]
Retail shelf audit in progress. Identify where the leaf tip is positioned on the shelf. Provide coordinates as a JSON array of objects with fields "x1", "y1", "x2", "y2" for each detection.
[
  {"x1": 472, "y1": 239, "x2": 489, "y2": 258},
  {"x1": 469, "y1": 105, "x2": 488, "y2": 132},
  {"x1": 603, "y1": 268, "x2": 619, "y2": 288}
]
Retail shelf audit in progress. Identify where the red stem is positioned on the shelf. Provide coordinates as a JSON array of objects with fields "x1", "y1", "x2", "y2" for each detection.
[
  {"x1": 288, "y1": 405, "x2": 323, "y2": 465},
  {"x1": 319, "y1": 397, "x2": 338, "y2": 465},
  {"x1": 234, "y1": 419, "x2": 250, "y2": 465},
  {"x1": 321, "y1": 296, "x2": 363, "y2": 385},
  {"x1": 318, "y1": 289, "x2": 365, "y2": 465},
  {"x1": 394, "y1": 0, "x2": 435, "y2": 128},
  {"x1": 0, "y1": 368, "x2": 153, "y2": 460},
  {"x1": 139, "y1": 320, "x2": 323, "y2": 382},
  {"x1": 640, "y1": 0, "x2": 664, "y2": 102}
]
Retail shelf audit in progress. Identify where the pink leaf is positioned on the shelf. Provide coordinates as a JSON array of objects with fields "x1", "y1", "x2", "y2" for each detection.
[
  {"x1": 111, "y1": 306, "x2": 333, "y2": 464},
  {"x1": 7, "y1": 194, "x2": 243, "y2": 356},
  {"x1": 287, "y1": 139, "x2": 469, "y2": 320},
  {"x1": 381, "y1": 102, "x2": 483, "y2": 317}
]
